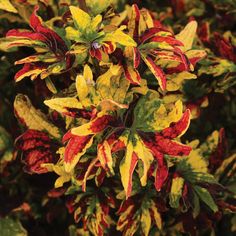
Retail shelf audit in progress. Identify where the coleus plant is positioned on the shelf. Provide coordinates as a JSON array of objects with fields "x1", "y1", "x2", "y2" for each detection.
[{"x1": 0, "y1": 1, "x2": 235, "y2": 236}]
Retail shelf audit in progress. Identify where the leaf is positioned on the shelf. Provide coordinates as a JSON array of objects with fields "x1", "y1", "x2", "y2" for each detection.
[
  {"x1": 119, "y1": 131, "x2": 154, "y2": 198},
  {"x1": 169, "y1": 176, "x2": 185, "y2": 208},
  {"x1": 0, "y1": 127, "x2": 13, "y2": 173},
  {"x1": 69, "y1": 6, "x2": 91, "y2": 31},
  {"x1": 43, "y1": 162, "x2": 72, "y2": 188},
  {"x1": 192, "y1": 192, "x2": 200, "y2": 218},
  {"x1": 150, "y1": 35, "x2": 183, "y2": 47},
  {"x1": 150, "y1": 201, "x2": 162, "y2": 229},
  {"x1": 198, "y1": 59, "x2": 236, "y2": 77},
  {"x1": 0, "y1": 0, "x2": 18, "y2": 13},
  {"x1": 128, "y1": 4, "x2": 140, "y2": 39},
  {"x1": 0, "y1": 217, "x2": 27, "y2": 236},
  {"x1": 105, "y1": 27, "x2": 137, "y2": 47},
  {"x1": 161, "y1": 109, "x2": 191, "y2": 139},
  {"x1": 134, "y1": 92, "x2": 190, "y2": 134},
  {"x1": 15, "y1": 130, "x2": 59, "y2": 174},
  {"x1": 119, "y1": 134, "x2": 138, "y2": 198},
  {"x1": 141, "y1": 55, "x2": 166, "y2": 90},
  {"x1": 98, "y1": 140, "x2": 114, "y2": 175},
  {"x1": 14, "y1": 94, "x2": 61, "y2": 139},
  {"x1": 193, "y1": 186, "x2": 218, "y2": 213},
  {"x1": 176, "y1": 145, "x2": 217, "y2": 184},
  {"x1": 140, "y1": 208, "x2": 151, "y2": 236},
  {"x1": 45, "y1": 77, "x2": 57, "y2": 94},
  {"x1": 71, "y1": 112, "x2": 113, "y2": 136},
  {"x1": 167, "y1": 71, "x2": 197, "y2": 91},
  {"x1": 123, "y1": 64, "x2": 141, "y2": 85},
  {"x1": 176, "y1": 21, "x2": 197, "y2": 51},
  {"x1": 76, "y1": 64, "x2": 93, "y2": 101},
  {"x1": 14, "y1": 63, "x2": 46, "y2": 82},
  {"x1": 0, "y1": 126, "x2": 12, "y2": 152},
  {"x1": 63, "y1": 131, "x2": 94, "y2": 173},
  {"x1": 44, "y1": 97, "x2": 83, "y2": 114},
  {"x1": 133, "y1": 91, "x2": 162, "y2": 131},
  {"x1": 7, "y1": 6, "x2": 68, "y2": 53},
  {"x1": 133, "y1": 134, "x2": 153, "y2": 186},
  {"x1": 86, "y1": 0, "x2": 111, "y2": 15}
]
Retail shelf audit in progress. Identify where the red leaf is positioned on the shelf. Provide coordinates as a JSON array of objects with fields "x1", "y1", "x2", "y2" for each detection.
[
  {"x1": 209, "y1": 128, "x2": 227, "y2": 172},
  {"x1": 154, "y1": 135, "x2": 192, "y2": 156},
  {"x1": 90, "y1": 47, "x2": 102, "y2": 61},
  {"x1": 161, "y1": 109, "x2": 191, "y2": 139},
  {"x1": 90, "y1": 114, "x2": 114, "y2": 133},
  {"x1": 6, "y1": 29, "x2": 47, "y2": 42},
  {"x1": 140, "y1": 27, "x2": 168, "y2": 44},
  {"x1": 151, "y1": 36, "x2": 184, "y2": 46},
  {"x1": 214, "y1": 32, "x2": 236, "y2": 63},
  {"x1": 154, "y1": 155, "x2": 168, "y2": 191},
  {"x1": 198, "y1": 22, "x2": 210, "y2": 44},
  {"x1": 133, "y1": 47, "x2": 141, "y2": 68},
  {"x1": 143, "y1": 56, "x2": 166, "y2": 90},
  {"x1": 63, "y1": 131, "x2": 93, "y2": 167},
  {"x1": 174, "y1": 47, "x2": 190, "y2": 70},
  {"x1": 123, "y1": 63, "x2": 141, "y2": 85},
  {"x1": 7, "y1": 6, "x2": 68, "y2": 54},
  {"x1": 15, "y1": 129, "x2": 59, "y2": 174},
  {"x1": 30, "y1": 6, "x2": 68, "y2": 53},
  {"x1": 14, "y1": 63, "x2": 46, "y2": 81},
  {"x1": 129, "y1": 4, "x2": 140, "y2": 41}
]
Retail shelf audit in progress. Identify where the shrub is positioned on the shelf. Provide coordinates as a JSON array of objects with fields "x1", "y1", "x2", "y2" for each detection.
[{"x1": 0, "y1": 0, "x2": 235, "y2": 235}]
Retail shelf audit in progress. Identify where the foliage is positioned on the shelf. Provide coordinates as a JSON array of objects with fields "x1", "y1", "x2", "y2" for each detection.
[{"x1": 0, "y1": 0, "x2": 235, "y2": 235}]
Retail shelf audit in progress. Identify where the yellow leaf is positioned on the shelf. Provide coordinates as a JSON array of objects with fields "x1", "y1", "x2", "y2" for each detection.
[
  {"x1": 167, "y1": 71, "x2": 197, "y2": 91},
  {"x1": 176, "y1": 21, "x2": 198, "y2": 51},
  {"x1": 169, "y1": 176, "x2": 185, "y2": 208},
  {"x1": 76, "y1": 75, "x2": 89, "y2": 101},
  {"x1": 14, "y1": 94, "x2": 61, "y2": 139},
  {"x1": 42, "y1": 162, "x2": 71, "y2": 188},
  {"x1": 69, "y1": 44, "x2": 88, "y2": 54},
  {"x1": 16, "y1": 67, "x2": 46, "y2": 82},
  {"x1": 98, "y1": 140, "x2": 114, "y2": 174},
  {"x1": 141, "y1": 9, "x2": 154, "y2": 29},
  {"x1": 186, "y1": 49, "x2": 207, "y2": 60},
  {"x1": 86, "y1": 0, "x2": 111, "y2": 15},
  {"x1": 185, "y1": 149, "x2": 208, "y2": 173},
  {"x1": 150, "y1": 201, "x2": 162, "y2": 229},
  {"x1": 97, "y1": 66, "x2": 122, "y2": 100},
  {"x1": 117, "y1": 205, "x2": 134, "y2": 231},
  {"x1": 152, "y1": 100, "x2": 183, "y2": 130},
  {"x1": 71, "y1": 111, "x2": 108, "y2": 136},
  {"x1": 133, "y1": 134, "x2": 153, "y2": 186},
  {"x1": 141, "y1": 208, "x2": 151, "y2": 236},
  {"x1": 0, "y1": 0, "x2": 17, "y2": 13},
  {"x1": 99, "y1": 99, "x2": 128, "y2": 111},
  {"x1": 45, "y1": 77, "x2": 57, "y2": 94},
  {"x1": 69, "y1": 6, "x2": 91, "y2": 31},
  {"x1": 65, "y1": 26, "x2": 83, "y2": 42},
  {"x1": 91, "y1": 14, "x2": 102, "y2": 30},
  {"x1": 44, "y1": 97, "x2": 83, "y2": 113},
  {"x1": 106, "y1": 26, "x2": 137, "y2": 47},
  {"x1": 119, "y1": 136, "x2": 136, "y2": 198}
]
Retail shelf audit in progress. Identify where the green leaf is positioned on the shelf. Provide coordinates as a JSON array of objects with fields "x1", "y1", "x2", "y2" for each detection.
[
  {"x1": 0, "y1": 126, "x2": 12, "y2": 152},
  {"x1": 0, "y1": 217, "x2": 27, "y2": 236},
  {"x1": 193, "y1": 186, "x2": 218, "y2": 213},
  {"x1": 192, "y1": 192, "x2": 200, "y2": 218},
  {"x1": 133, "y1": 91, "x2": 162, "y2": 131}
]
